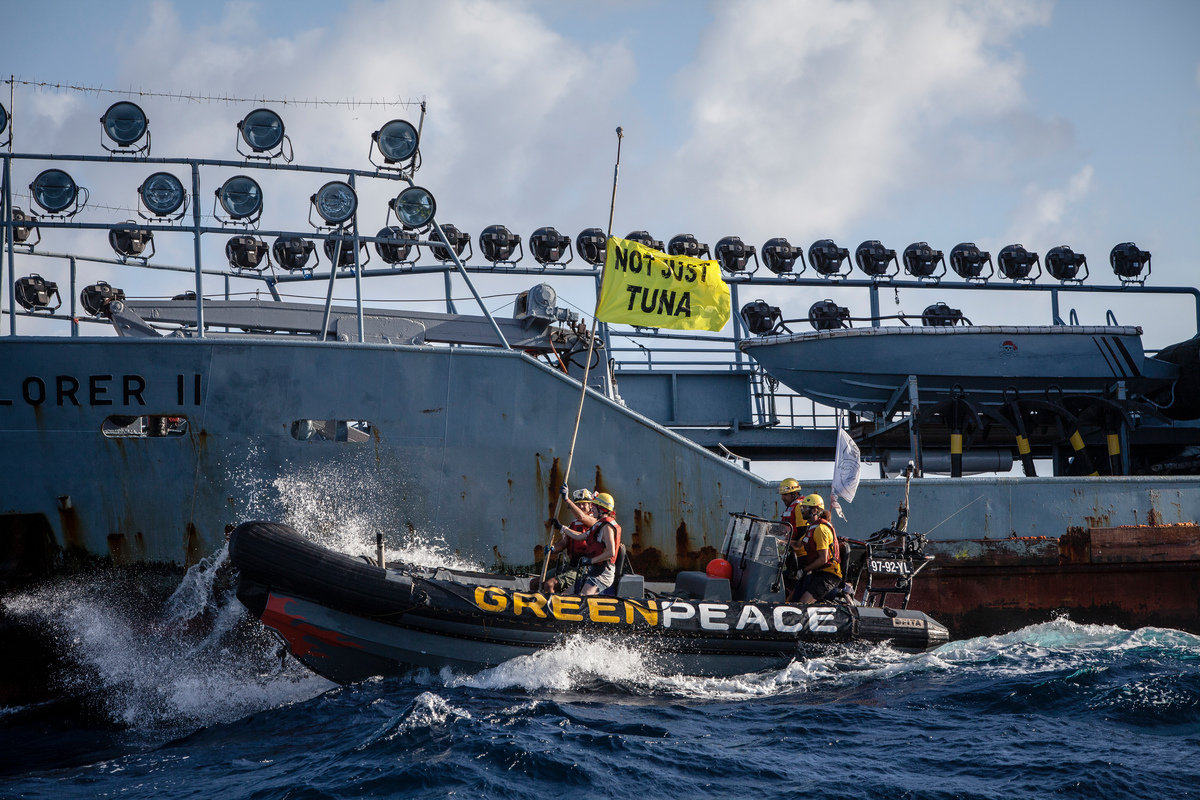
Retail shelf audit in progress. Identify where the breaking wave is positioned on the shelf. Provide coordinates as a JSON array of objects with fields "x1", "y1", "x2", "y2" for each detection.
[{"x1": 2, "y1": 550, "x2": 329, "y2": 738}]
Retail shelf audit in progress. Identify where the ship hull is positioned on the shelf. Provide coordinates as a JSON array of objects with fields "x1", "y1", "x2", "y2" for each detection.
[
  {"x1": 910, "y1": 526, "x2": 1200, "y2": 636},
  {"x1": 3, "y1": 336, "x2": 1200, "y2": 586}
]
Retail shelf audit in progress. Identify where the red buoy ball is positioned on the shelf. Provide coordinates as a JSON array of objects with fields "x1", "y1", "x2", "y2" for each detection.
[{"x1": 706, "y1": 558, "x2": 732, "y2": 580}]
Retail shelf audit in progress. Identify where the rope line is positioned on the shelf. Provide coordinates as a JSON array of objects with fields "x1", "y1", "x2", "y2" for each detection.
[{"x1": 3, "y1": 77, "x2": 422, "y2": 108}]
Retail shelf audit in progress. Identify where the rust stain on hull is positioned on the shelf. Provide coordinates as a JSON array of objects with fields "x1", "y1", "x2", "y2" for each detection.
[
  {"x1": 907, "y1": 524, "x2": 1200, "y2": 636},
  {"x1": 593, "y1": 466, "x2": 608, "y2": 495},
  {"x1": 57, "y1": 506, "x2": 84, "y2": 554},
  {"x1": 184, "y1": 522, "x2": 202, "y2": 567}
]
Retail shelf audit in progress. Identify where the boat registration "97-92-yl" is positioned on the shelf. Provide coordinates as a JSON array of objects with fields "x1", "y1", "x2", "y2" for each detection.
[
  {"x1": 868, "y1": 558, "x2": 912, "y2": 575},
  {"x1": 472, "y1": 587, "x2": 845, "y2": 637}
]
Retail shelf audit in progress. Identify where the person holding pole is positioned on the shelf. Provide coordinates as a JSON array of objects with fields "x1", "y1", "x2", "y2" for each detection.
[
  {"x1": 553, "y1": 486, "x2": 621, "y2": 595},
  {"x1": 541, "y1": 488, "x2": 596, "y2": 594}
]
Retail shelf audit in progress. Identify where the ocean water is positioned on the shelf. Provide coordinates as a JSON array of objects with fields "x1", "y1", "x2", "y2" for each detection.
[{"x1": 2, "y1": 532, "x2": 1199, "y2": 799}]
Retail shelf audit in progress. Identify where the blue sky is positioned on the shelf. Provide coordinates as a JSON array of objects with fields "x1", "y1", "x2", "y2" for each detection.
[{"x1": 2, "y1": 0, "x2": 1199, "y2": 354}]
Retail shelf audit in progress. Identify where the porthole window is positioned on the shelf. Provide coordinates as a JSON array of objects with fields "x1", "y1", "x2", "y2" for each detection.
[
  {"x1": 290, "y1": 419, "x2": 372, "y2": 442},
  {"x1": 102, "y1": 415, "x2": 188, "y2": 438}
]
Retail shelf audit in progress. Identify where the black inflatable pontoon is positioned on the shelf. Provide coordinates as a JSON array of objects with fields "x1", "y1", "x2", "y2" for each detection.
[{"x1": 231, "y1": 518, "x2": 950, "y2": 683}]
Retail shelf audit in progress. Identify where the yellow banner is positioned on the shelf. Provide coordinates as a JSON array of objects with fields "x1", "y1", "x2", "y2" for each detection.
[{"x1": 595, "y1": 237, "x2": 730, "y2": 332}]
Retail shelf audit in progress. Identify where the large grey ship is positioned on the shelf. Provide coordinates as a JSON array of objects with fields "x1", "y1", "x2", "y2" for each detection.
[{"x1": 2, "y1": 97, "x2": 1200, "y2": 637}]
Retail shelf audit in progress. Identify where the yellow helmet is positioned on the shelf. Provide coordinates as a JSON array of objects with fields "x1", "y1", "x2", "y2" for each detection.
[
  {"x1": 592, "y1": 492, "x2": 615, "y2": 513},
  {"x1": 799, "y1": 493, "x2": 825, "y2": 509},
  {"x1": 778, "y1": 478, "x2": 801, "y2": 496},
  {"x1": 572, "y1": 488, "x2": 594, "y2": 502}
]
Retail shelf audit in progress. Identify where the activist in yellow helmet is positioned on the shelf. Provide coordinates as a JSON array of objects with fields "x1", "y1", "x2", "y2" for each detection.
[{"x1": 592, "y1": 492, "x2": 615, "y2": 513}]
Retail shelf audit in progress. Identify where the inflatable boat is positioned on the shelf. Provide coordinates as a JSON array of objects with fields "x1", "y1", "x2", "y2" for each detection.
[{"x1": 230, "y1": 516, "x2": 950, "y2": 683}]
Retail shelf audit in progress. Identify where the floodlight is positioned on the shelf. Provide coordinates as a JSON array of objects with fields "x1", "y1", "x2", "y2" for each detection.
[
  {"x1": 808, "y1": 299, "x2": 851, "y2": 330},
  {"x1": 855, "y1": 240, "x2": 898, "y2": 279},
  {"x1": 100, "y1": 101, "x2": 149, "y2": 152},
  {"x1": 15, "y1": 274, "x2": 60, "y2": 312},
  {"x1": 576, "y1": 228, "x2": 607, "y2": 266},
  {"x1": 311, "y1": 181, "x2": 358, "y2": 226},
  {"x1": 1045, "y1": 245, "x2": 1088, "y2": 284},
  {"x1": 391, "y1": 186, "x2": 436, "y2": 229},
  {"x1": 323, "y1": 233, "x2": 369, "y2": 269},
  {"x1": 997, "y1": 244, "x2": 1040, "y2": 283},
  {"x1": 740, "y1": 300, "x2": 783, "y2": 335},
  {"x1": 715, "y1": 236, "x2": 757, "y2": 275},
  {"x1": 139, "y1": 172, "x2": 187, "y2": 218},
  {"x1": 480, "y1": 224, "x2": 522, "y2": 264},
  {"x1": 109, "y1": 222, "x2": 154, "y2": 260},
  {"x1": 372, "y1": 119, "x2": 419, "y2": 164},
  {"x1": 668, "y1": 234, "x2": 710, "y2": 260},
  {"x1": 0, "y1": 102, "x2": 7, "y2": 136},
  {"x1": 9, "y1": 208, "x2": 38, "y2": 246},
  {"x1": 625, "y1": 231, "x2": 663, "y2": 251},
  {"x1": 808, "y1": 239, "x2": 850, "y2": 279},
  {"x1": 30, "y1": 169, "x2": 84, "y2": 215},
  {"x1": 272, "y1": 236, "x2": 317, "y2": 272},
  {"x1": 238, "y1": 108, "x2": 286, "y2": 155},
  {"x1": 921, "y1": 303, "x2": 967, "y2": 327},
  {"x1": 903, "y1": 242, "x2": 945, "y2": 282},
  {"x1": 430, "y1": 224, "x2": 471, "y2": 263},
  {"x1": 226, "y1": 235, "x2": 269, "y2": 271},
  {"x1": 949, "y1": 242, "x2": 992, "y2": 283},
  {"x1": 1110, "y1": 242, "x2": 1151, "y2": 285},
  {"x1": 81, "y1": 282, "x2": 125, "y2": 317},
  {"x1": 530, "y1": 227, "x2": 573, "y2": 266},
  {"x1": 214, "y1": 175, "x2": 263, "y2": 223},
  {"x1": 762, "y1": 238, "x2": 804, "y2": 275},
  {"x1": 365, "y1": 227, "x2": 408, "y2": 265}
]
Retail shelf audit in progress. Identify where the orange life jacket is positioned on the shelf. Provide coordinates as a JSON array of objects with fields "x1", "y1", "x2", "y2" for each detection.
[
  {"x1": 782, "y1": 498, "x2": 803, "y2": 534},
  {"x1": 563, "y1": 520, "x2": 589, "y2": 559},
  {"x1": 580, "y1": 513, "x2": 622, "y2": 565}
]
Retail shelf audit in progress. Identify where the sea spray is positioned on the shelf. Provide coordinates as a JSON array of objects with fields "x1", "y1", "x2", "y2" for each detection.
[
  {"x1": 3, "y1": 565, "x2": 329, "y2": 736},
  {"x1": 268, "y1": 462, "x2": 483, "y2": 571}
]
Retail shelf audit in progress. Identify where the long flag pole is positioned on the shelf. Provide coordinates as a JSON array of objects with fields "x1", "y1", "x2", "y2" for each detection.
[{"x1": 537, "y1": 126, "x2": 624, "y2": 589}]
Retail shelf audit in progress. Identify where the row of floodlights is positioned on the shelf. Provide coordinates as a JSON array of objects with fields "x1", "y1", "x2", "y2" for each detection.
[
  {"x1": 0, "y1": 100, "x2": 420, "y2": 170},
  {"x1": 20, "y1": 167, "x2": 435, "y2": 229},
  {"x1": 742, "y1": 298, "x2": 974, "y2": 335},
  {"x1": 12, "y1": 276, "x2": 124, "y2": 317},
  {"x1": 612, "y1": 233, "x2": 1152, "y2": 287}
]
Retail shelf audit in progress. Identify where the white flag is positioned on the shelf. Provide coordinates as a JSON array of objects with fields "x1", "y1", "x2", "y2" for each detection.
[{"x1": 831, "y1": 428, "x2": 861, "y2": 519}]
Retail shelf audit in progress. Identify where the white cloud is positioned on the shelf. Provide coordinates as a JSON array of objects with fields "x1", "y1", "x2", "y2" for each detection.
[
  {"x1": 108, "y1": 0, "x2": 636, "y2": 227},
  {"x1": 1004, "y1": 164, "x2": 1093, "y2": 245},
  {"x1": 652, "y1": 0, "x2": 1054, "y2": 237}
]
